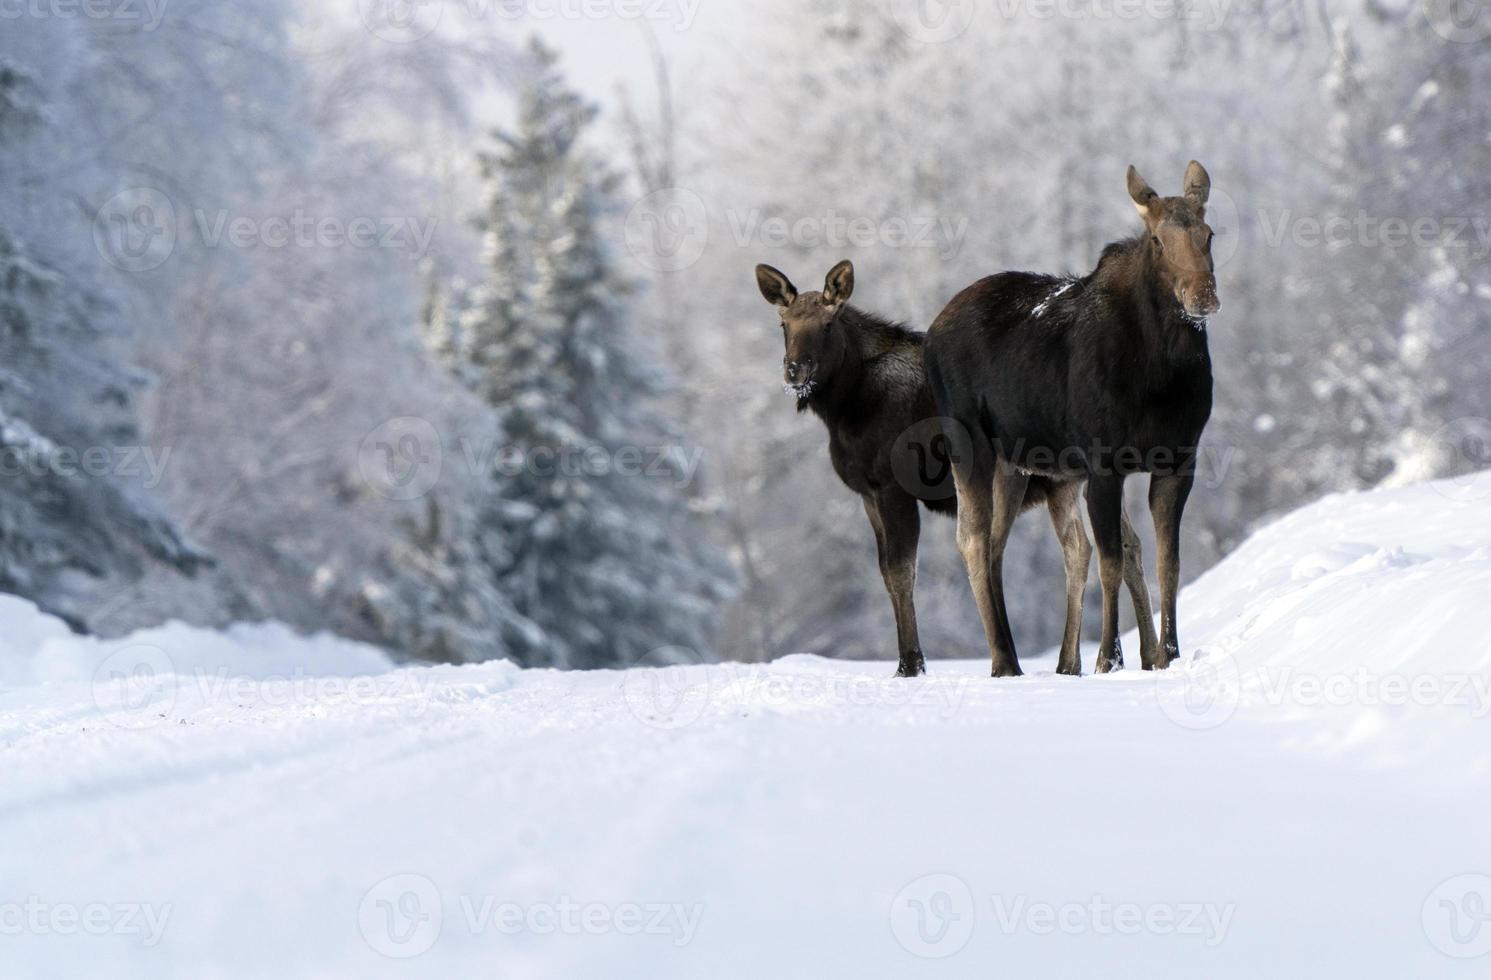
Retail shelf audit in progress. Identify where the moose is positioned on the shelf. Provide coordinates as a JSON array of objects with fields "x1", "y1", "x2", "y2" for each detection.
[
  {"x1": 925, "y1": 161, "x2": 1217, "y2": 675},
  {"x1": 755, "y1": 260, "x2": 1157, "y2": 678}
]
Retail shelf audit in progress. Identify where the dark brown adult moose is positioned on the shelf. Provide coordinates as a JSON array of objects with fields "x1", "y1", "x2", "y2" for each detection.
[
  {"x1": 755, "y1": 260, "x2": 1156, "y2": 678},
  {"x1": 925, "y1": 161, "x2": 1217, "y2": 676}
]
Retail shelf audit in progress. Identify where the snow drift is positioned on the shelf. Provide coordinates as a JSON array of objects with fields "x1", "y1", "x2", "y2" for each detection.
[{"x1": 2, "y1": 473, "x2": 1490, "y2": 978}]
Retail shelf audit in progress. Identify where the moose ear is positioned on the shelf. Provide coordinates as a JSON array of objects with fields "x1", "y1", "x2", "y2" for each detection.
[
  {"x1": 822, "y1": 260, "x2": 855, "y2": 310},
  {"x1": 1183, "y1": 160, "x2": 1211, "y2": 209},
  {"x1": 756, "y1": 264, "x2": 798, "y2": 309},
  {"x1": 1127, "y1": 165, "x2": 1158, "y2": 222}
]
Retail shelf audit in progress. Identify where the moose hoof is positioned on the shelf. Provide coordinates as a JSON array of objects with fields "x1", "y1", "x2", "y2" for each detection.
[
  {"x1": 990, "y1": 661, "x2": 1024, "y2": 679},
  {"x1": 1095, "y1": 652, "x2": 1125, "y2": 674},
  {"x1": 895, "y1": 653, "x2": 927, "y2": 678},
  {"x1": 1056, "y1": 661, "x2": 1083, "y2": 677}
]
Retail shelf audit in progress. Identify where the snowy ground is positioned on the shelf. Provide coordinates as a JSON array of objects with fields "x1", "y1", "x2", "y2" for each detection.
[{"x1": 4, "y1": 475, "x2": 1491, "y2": 978}]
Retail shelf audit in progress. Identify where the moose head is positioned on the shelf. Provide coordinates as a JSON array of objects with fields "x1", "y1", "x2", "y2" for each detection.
[
  {"x1": 1127, "y1": 161, "x2": 1220, "y2": 319},
  {"x1": 755, "y1": 260, "x2": 855, "y2": 399}
]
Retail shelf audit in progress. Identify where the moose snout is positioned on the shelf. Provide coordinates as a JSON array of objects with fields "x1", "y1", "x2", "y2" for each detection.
[
  {"x1": 784, "y1": 357, "x2": 814, "y2": 385},
  {"x1": 1181, "y1": 279, "x2": 1220, "y2": 317}
]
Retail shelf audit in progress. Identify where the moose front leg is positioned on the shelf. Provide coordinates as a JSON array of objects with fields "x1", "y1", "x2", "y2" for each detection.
[
  {"x1": 864, "y1": 492, "x2": 926, "y2": 678},
  {"x1": 1149, "y1": 473, "x2": 1194, "y2": 664},
  {"x1": 1120, "y1": 509, "x2": 1163, "y2": 670},
  {"x1": 1086, "y1": 474, "x2": 1128, "y2": 673}
]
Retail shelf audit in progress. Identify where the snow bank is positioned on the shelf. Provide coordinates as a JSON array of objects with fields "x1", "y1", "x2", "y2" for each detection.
[
  {"x1": 0, "y1": 593, "x2": 394, "y2": 690},
  {"x1": 2, "y1": 473, "x2": 1490, "y2": 979}
]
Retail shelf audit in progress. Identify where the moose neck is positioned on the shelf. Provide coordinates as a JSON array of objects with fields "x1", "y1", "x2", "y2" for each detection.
[
  {"x1": 1095, "y1": 236, "x2": 1210, "y2": 362},
  {"x1": 801, "y1": 307, "x2": 870, "y2": 420}
]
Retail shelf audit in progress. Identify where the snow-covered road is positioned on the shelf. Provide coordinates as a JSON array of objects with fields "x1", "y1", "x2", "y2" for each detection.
[{"x1": 4, "y1": 474, "x2": 1491, "y2": 978}]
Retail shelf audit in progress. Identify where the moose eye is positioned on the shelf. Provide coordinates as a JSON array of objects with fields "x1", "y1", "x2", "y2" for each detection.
[{"x1": 1152, "y1": 235, "x2": 1162, "y2": 249}]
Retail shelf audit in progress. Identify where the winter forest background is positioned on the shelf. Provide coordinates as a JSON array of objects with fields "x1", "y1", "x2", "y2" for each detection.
[{"x1": 1, "y1": 0, "x2": 1488, "y2": 669}]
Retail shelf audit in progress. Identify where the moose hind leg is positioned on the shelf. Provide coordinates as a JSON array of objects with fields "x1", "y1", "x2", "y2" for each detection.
[
  {"x1": 983, "y1": 459, "x2": 1030, "y2": 678},
  {"x1": 1086, "y1": 475, "x2": 1127, "y2": 673},
  {"x1": 1046, "y1": 483, "x2": 1091, "y2": 677},
  {"x1": 1150, "y1": 473, "x2": 1195, "y2": 664},
  {"x1": 1120, "y1": 508, "x2": 1163, "y2": 670},
  {"x1": 865, "y1": 493, "x2": 926, "y2": 678},
  {"x1": 954, "y1": 461, "x2": 1016, "y2": 678}
]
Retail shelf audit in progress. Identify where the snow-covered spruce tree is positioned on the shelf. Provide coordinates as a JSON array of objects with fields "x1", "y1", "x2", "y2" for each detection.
[
  {"x1": 0, "y1": 61, "x2": 206, "y2": 631},
  {"x1": 433, "y1": 41, "x2": 730, "y2": 669}
]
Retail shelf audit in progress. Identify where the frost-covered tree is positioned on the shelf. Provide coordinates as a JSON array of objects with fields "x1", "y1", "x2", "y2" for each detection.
[
  {"x1": 432, "y1": 41, "x2": 731, "y2": 669},
  {"x1": 0, "y1": 59, "x2": 207, "y2": 631}
]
